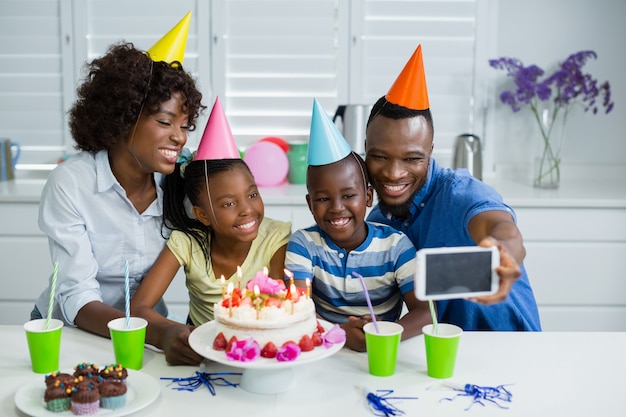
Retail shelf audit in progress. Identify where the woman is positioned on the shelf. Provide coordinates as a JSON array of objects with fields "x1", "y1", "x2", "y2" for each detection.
[{"x1": 32, "y1": 42, "x2": 206, "y2": 365}]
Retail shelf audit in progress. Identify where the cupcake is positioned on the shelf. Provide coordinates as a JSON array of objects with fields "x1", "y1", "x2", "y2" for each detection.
[
  {"x1": 99, "y1": 364, "x2": 128, "y2": 384},
  {"x1": 73, "y1": 362, "x2": 99, "y2": 380},
  {"x1": 44, "y1": 371, "x2": 74, "y2": 387},
  {"x1": 44, "y1": 380, "x2": 73, "y2": 413},
  {"x1": 70, "y1": 381, "x2": 100, "y2": 415},
  {"x1": 99, "y1": 381, "x2": 127, "y2": 409}
]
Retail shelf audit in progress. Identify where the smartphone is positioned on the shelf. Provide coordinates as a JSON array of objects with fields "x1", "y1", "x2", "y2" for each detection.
[{"x1": 414, "y1": 246, "x2": 500, "y2": 301}]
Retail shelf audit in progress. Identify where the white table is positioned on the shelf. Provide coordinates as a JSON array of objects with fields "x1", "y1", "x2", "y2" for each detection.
[{"x1": 0, "y1": 326, "x2": 624, "y2": 416}]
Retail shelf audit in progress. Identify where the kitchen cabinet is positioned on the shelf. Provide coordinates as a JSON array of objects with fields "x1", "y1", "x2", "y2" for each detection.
[
  {"x1": 516, "y1": 206, "x2": 626, "y2": 331},
  {"x1": 1, "y1": 178, "x2": 625, "y2": 331}
]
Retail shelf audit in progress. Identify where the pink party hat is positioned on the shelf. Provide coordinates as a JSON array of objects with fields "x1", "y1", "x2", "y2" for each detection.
[
  {"x1": 307, "y1": 99, "x2": 352, "y2": 166},
  {"x1": 195, "y1": 97, "x2": 240, "y2": 160},
  {"x1": 147, "y1": 11, "x2": 192, "y2": 64}
]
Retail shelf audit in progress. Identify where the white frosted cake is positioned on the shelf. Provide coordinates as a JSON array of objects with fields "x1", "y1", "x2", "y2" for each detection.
[
  {"x1": 211, "y1": 270, "x2": 344, "y2": 361},
  {"x1": 214, "y1": 293, "x2": 317, "y2": 348}
]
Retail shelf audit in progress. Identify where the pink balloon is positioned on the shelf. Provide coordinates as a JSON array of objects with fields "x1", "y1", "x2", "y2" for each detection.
[
  {"x1": 244, "y1": 141, "x2": 289, "y2": 186},
  {"x1": 259, "y1": 136, "x2": 289, "y2": 153}
]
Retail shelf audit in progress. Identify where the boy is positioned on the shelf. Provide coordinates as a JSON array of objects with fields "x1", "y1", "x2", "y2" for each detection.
[{"x1": 285, "y1": 99, "x2": 431, "y2": 351}]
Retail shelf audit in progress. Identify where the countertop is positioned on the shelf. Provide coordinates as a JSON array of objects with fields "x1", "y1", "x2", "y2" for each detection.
[
  {"x1": 1, "y1": 325, "x2": 624, "y2": 416},
  {"x1": 2, "y1": 176, "x2": 626, "y2": 208}
]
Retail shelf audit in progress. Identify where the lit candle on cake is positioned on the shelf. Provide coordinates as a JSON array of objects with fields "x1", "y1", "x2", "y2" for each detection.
[
  {"x1": 306, "y1": 278, "x2": 311, "y2": 299},
  {"x1": 253, "y1": 284, "x2": 261, "y2": 319},
  {"x1": 284, "y1": 268, "x2": 294, "y2": 287},
  {"x1": 227, "y1": 282, "x2": 234, "y2": 317},
  {"x1": 220, "y1": 275, "x2": 226, "y2": 299},
  {"x1": 289, "y1": 283, "x2": 297, "y2": 314},
  {"x1": 237, "y1": 266, "x2": 242, "y2": 290},
  {"x1": 263, "y1": 266, "x2": 268, "y2": 276}
]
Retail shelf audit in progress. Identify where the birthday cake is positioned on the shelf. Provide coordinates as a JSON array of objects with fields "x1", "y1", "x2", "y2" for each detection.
[{"x1": 212, "y1": 270, "x2": 345, "y2": 361}]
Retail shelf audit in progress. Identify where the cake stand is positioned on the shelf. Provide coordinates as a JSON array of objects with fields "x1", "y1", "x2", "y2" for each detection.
[{"x1": 188, "y1": 319, "x2": 344, "y2": 394}]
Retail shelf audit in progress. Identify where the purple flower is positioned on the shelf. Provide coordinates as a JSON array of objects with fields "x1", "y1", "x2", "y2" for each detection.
[
  {"x1": 323, "y1": 324, "x2": 346, "y2": 348},
  {"x1": 276, "y1": 342, "x2": 301, "y2": 362},
  {"x1": 225, "y1": 338, "x2": 260, "y2": 362},
  {"x1": 489, "y1": 50, "x2": 614, "y2": 116}
]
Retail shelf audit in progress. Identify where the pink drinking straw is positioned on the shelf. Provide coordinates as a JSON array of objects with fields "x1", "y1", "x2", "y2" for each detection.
[{"x1": 353, "y1": 272, "x2": 379, "y2": 333}]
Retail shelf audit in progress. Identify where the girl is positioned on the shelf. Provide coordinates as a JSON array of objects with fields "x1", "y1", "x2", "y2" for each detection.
[{"x1": 131, "y1": 155, "x2": 291, "y2": 364}]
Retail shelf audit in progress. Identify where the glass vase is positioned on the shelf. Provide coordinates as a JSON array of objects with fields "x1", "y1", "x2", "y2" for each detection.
[
  {"x1": 532, "y1": 108, "x2": 564, "y2": 189},
  {"x1": 533, "y1": 155, "x2": 560, "y2": 188}
]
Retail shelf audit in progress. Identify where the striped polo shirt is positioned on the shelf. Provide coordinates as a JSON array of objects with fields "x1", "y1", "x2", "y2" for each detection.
[{"x1": 285, "y1": 222, "x2": 417, "y2": 323}]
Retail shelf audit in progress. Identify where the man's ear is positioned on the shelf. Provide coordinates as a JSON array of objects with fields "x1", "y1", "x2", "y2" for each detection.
[
  {"x1": 365, "y1": 185, "x2": 374, "y2": 208},
  {"x1": 305, "y1": 194, "x2": 313, "y2": 214},
  {"x1": 192, "y1": 205, "x2": 211, "y2": 226}
]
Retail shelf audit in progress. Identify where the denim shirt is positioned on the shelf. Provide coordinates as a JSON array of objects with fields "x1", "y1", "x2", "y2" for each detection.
[{"x1": 368, "y1": 158, "x2": 541, "y2": 331}]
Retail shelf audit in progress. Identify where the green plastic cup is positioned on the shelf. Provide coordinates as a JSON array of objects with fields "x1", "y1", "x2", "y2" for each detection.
[
  {"x1": 24, "y1": 318, "x2": 63, "y2": 374},
  {"x1": 107, "y1": 317, "x2": 147, "y2": 370},
  {"x1": 287, "y1": 142, "x2": 308, "y2": 184},
  {"x1": 364, "y1": 321, "x2": 404, "y2": 376},
  {"x1": 423, "y1": 323, "x2": 463, "y2": 378}
]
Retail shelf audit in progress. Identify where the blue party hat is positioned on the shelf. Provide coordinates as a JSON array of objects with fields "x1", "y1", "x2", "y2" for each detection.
[{"x1": 307, "y1": 99, "x2": 352, "y2": 166}]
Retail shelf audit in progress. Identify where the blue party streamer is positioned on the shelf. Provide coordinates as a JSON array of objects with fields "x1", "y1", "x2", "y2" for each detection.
[
  {"x1": 161, "y1": 371, "x2": 241, "y2": 396},
  {"x1": 362, "y1": 387, "x2": 419, "y2": 416},
  {"x1": 439, "y1": 383, "x2": 514, "y2": 411}
]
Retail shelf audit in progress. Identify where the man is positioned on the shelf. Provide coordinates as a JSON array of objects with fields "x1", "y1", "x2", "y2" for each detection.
[{"x1": 365, "y1": 45, "x2": 541, "y2": 331}]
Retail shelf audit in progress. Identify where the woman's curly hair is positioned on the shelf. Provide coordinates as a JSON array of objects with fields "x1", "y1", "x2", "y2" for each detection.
[{"x1": 69, "y1": 42, "x2": 205, "y2": 152}]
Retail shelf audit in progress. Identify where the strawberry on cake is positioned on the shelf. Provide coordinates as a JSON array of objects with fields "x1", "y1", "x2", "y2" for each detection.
[{"x1": 212, "y1": 269, "x2": 345, "y2": 362}]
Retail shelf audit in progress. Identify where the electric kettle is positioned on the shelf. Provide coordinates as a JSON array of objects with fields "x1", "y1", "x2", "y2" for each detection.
[
  {"x1": 332, "y1": 104, "x2": 373, "y2": 157},
  {"x1": 452, "y1": 133, "x2": 482, "y2": 180}
]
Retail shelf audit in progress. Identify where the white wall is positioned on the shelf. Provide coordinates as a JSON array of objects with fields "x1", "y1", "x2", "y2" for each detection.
[{"x1": 487, "y1": 0, "x2": 626, "y2": 177}]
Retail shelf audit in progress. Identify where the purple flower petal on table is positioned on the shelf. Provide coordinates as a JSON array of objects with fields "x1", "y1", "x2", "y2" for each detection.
[{"x1": 323, "y1": 324, "x2": 346, "y2": 348}]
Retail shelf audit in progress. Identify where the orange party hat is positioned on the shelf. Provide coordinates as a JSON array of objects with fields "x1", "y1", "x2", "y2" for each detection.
[
  {"x1": 147, "y1": 11, "x2": 192, "y2": 64},
  {"x1": 195, "y1": 97, "x2": 241, "y2": 160},
  {"x1": 385, "y1": 44, "x2": 430, "y2": 110}
]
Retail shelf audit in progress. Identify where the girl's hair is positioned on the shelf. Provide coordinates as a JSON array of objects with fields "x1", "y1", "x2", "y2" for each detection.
[
  {"x1": 366, "y1": 95, "x2": 434, "y2": 137},
  {"x1": 69, "y1": 42, "x2": 206, "y2": 152},
  {"x1": 162, "y1": 158, "x2": 253, "y2": 261}
]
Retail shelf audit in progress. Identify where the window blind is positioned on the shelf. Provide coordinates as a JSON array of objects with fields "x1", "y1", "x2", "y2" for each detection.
[
  {"x1": 72, "y1": 0, "x2": 208, "y2": 148},
  {"x1": 217, "y1": 0, "x2": 485, "y2": 163},
  {"x1": 350, "y1": 0, "x2": 483, "y2": 159},
  {"x1": 211, "y1": 0, "x2": 343, "y2": 147},
  {"x1": 0, "y1": 0, "x2": 65, "y2": 170},
  {"x1": 0, "y1": 0, "x2": 487, "y2": 172}
]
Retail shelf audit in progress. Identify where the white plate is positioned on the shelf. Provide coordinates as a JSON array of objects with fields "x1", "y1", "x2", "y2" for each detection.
[
  {"x1": 14, "y1": 369, "x2": 160, "y2": 417},
  {"x1": 189, "y1": 319, "x2": 345, "y2": 370}
]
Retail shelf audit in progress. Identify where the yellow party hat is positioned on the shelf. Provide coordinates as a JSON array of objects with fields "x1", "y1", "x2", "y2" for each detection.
[{"x1": 147, "y1": 11, "x2": 192, "y2": 64}]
